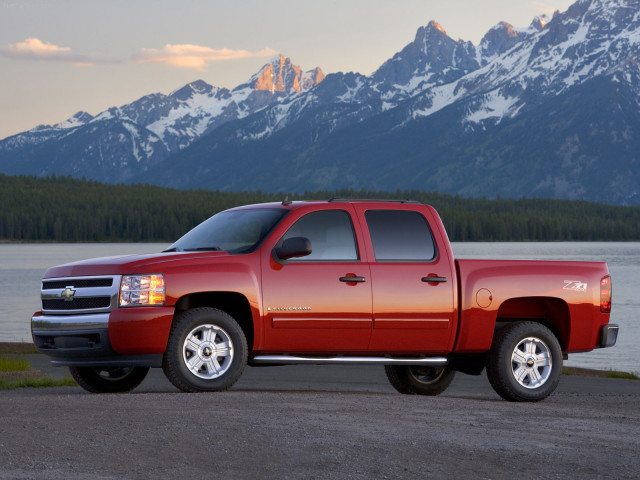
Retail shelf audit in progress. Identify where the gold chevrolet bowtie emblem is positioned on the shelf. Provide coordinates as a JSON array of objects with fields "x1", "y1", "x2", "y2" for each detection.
[{"x1": 61, "y1": 287, "x2": 76, "y2": 301}]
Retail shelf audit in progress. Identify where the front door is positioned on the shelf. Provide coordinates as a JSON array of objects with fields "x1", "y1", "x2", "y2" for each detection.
[{"x1": 261, "y1": 208, "x2": 373, "y2": 353}]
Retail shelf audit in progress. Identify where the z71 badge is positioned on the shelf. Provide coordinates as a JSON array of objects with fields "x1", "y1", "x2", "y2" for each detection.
[{"x1": 563, "y1": 280, "x2": 587, "y2": 292}]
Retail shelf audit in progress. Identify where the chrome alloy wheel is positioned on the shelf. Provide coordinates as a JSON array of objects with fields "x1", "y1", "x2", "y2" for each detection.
[
  {"x1": 510, "y1": 336, "x2": 553, "y2": 389},
  {"x1": 408, "y1": 366, "x2": 448, "y2": 384},
  {"x1": 182, "y1": 324, "x2": 234, "y2": 380}
]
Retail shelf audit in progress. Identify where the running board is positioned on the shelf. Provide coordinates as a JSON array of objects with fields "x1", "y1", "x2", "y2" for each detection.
[{"x1": 250, "y1": 355, "x2": 448, "y2": 366}]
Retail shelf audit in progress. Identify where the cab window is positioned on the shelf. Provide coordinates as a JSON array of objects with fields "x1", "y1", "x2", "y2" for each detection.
[
  {"x1": 365, "y1": 210, "x2": 436, "y2": 261},
  {"x1": 280, "y1": 210, "x2": 358, "y2": 261}
]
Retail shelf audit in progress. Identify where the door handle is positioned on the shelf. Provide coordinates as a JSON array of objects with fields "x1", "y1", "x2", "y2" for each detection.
[
  {"x1": 340, "y1": 276, "x2": 366, "y2": 283},
  {"x1": 422, "y1": 276, "x2": 447, "y2": 283}
]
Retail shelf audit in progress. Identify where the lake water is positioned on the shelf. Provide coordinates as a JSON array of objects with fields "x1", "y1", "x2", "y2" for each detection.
[{"x1": 0, "y1": 242, "x2": 637, "y2": 374}]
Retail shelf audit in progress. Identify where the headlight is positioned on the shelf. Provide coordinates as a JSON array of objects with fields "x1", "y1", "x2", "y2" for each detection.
[{"x1": 119, "y1": 274, "x2": 165, "y2": 307}]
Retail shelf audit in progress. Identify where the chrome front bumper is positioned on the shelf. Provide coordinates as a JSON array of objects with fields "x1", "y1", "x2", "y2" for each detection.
[
  {"x1": 31, "y1": 312, "x2": 162, "y2": 367},
  {"x1": 32, "y1": 313, "x2": 110, "y2": 332},
  {"x1": 32, "y1": 313, "x2": 111, "y2": 356}
]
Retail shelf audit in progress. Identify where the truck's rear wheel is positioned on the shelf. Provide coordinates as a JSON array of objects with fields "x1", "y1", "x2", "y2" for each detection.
[
  {"x1": 385, "y1": 365, "x2": 455, "y2": 395},
  {"x1": 486, "y1": 322, "x2": 562, "y2": 402},
  {"x1": 162, "y1": 308, "x2": 247, "y2": 392},
  {"x1": 69, "y1": 366, "x2": 149, "y2": 393}
]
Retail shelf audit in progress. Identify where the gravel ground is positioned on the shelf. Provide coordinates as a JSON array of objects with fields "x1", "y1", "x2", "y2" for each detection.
[{"x1": 0, "y1": 362, "x2": 639, "y2": 479}]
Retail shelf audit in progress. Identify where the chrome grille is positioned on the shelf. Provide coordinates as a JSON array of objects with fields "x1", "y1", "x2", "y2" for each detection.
[
  {"x1": 41, "y1": 275, "x2": 121, "y2": 314},
  {"x1": 42, "y1": 297, "x2": 112, "y2": 311},
  {"x1": 43, "y1": 278, "x2": 113, "y2": 290}
]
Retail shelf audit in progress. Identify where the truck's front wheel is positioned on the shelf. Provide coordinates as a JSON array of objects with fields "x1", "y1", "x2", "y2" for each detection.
[
  {"x1": 385, "y1": 365, "x2": 455, "y2": 395},
  {"x1": 69, "y1": 366, "x2": 149, "y2": 393},
  {"x1": 163, "y1": 308, "x2": 247, "y2": 392},
  {"x1": 486, "y1": 322, "x2": 562, "y2": 402}
]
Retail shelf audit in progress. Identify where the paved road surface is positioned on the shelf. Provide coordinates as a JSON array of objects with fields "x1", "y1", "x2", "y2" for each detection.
[{"x1": 1, "y1": 358, "x2": 638, "y2": 479}]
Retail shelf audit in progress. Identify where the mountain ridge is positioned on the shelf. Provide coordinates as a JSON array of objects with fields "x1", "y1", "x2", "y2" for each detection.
[{"x1": 1, "y1": 0, "x2": 639, "y2": 204}]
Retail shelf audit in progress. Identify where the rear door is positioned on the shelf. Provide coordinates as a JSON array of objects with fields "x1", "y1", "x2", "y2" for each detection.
[{"x1": 353, "y1": 204, "x2": 456, "y2": 353}]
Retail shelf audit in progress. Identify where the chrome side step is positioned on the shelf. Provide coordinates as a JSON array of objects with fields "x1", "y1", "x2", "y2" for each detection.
[{"x1": 250, "y1": 355, "x2": 448, "y2": 366}]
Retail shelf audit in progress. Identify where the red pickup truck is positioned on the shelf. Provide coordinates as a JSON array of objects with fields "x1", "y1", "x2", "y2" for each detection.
[{"x1": 32, "y1": 200, "x2": 618, "y2": 401}]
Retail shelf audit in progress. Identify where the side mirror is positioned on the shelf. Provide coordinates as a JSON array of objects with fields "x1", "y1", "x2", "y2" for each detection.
[{"x1": 274, "y1": 237, "x2": 312, "y2": 262}]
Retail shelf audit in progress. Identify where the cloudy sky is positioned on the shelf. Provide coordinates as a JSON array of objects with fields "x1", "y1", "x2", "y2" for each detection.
[{"x1": 0, "y1": 0, "x2": 574, "y2": 140}]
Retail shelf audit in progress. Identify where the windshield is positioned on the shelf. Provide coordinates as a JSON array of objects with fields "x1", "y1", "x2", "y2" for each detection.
[{"x1": 167, "y1": 208, "x2": 288, "y2": 254}]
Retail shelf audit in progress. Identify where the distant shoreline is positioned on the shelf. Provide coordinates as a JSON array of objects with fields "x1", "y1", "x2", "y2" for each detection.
[
  {"x1": 0, "y1": 342, "x2": 39, "y2": 353},
  {"x1": 3, "y1": 176, "x2": 640, "y2": 242}
]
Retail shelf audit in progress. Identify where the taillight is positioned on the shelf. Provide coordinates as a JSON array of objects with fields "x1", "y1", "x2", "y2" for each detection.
[{"x1": 600, "y1": 275, "x2": 612, "y2": 313}]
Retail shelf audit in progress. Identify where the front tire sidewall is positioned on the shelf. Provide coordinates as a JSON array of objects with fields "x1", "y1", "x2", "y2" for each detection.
[
  {"x1": 163, "y1": 308, "x2": 247, "y2": 392},
  {"x1": 487, "y1": 322, "x2": 562, "y2": 402},
  {"x1": 69, "y1": 366, "x2": 149, "y2": 393}
]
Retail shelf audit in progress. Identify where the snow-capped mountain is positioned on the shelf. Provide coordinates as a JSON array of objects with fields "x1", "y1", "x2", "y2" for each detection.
[
  {"x1": 0, "y1": 111, "x2": 94, "y2": 153},
  {"x1": 99, "y1": 55, "x2": 324, "y2": 153},
  {"x1": 0, "y1": 55, "x2": 323, "y2": 160},
  {"x1": 1, "y1": 0, "x2": 639, "y2": 204},
  {"x1": 410, "y1": 0, "x2": 640, "y2": 124}
]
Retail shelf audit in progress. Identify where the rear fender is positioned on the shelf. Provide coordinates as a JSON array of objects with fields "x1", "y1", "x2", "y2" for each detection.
[
  {"x1": 496, "y1": 297, "x2": 570, "y2": 349},
  {"x1": 454, "y1": 296, "x2": 569, "y2": 352}
]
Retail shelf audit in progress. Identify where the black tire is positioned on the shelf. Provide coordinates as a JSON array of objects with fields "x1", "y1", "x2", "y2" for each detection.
[
  {"x1": 69, "y1": 366, "x2": 149, "y2": 393},
  {"x1": 162, "y1": 307, "x2": 248, "y2": 393},
  {"x1": 385, "y1": 365, "x2": 455, "y2": 396},
  {"x1": 486, "y1": 322, "x2": 562, "y2": 402}
]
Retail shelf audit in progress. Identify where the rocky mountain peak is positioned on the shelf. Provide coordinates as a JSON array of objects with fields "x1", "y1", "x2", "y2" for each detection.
[
  {"x1": 171, "y1": 79, "x2": 214, "y2": 101},
  {"x1": 301, "y1": 67, "x2": 325, "y2": 90},
  {"x1": 427, "y1": 20, "x2": 447, "y2": 35},
  {"x1": 415, "y1": 20, "x2": 451, "y2": 46},
  {"x1": 251, "y1": 55, "x2": 323, "y2": 93},
  {"x1": 52, "y1": 111, "x2": 94, "y2": 130},
  {"x1": 479, "y1": 21, "x2": 529, "y2": 59},
  {"x1": 529, "y1": 15, "x2": 549, "y2": 31},
  {"x1": 371, "y1": 18, "x2": 478, "y2": 92}
]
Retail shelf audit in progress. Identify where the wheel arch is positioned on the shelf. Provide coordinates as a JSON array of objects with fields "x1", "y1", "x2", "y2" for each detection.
[
  {"x1": 173, "y1": 292, "x2": 255, "y2": 350},
  {"x1": 495, "y1": 296, "x2": 570, "y2": 350}
]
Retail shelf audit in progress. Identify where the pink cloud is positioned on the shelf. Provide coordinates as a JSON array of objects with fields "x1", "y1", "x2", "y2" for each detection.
[
  {"x1": 1, "y1": 38, "x2": 275, "y2": 70},
  {"x1": 0, "y1": 38, "x2": 119, "y2": 66},
  {"x1": 133, "y1": 44, "x2": 278, "y2": 71}
]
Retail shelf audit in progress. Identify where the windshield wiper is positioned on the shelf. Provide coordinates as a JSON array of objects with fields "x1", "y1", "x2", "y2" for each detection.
[
  {"x1": 183, "y1": 246, "x2": 222, "y2": 252},
  {"x1": 162, "y1": 247, "x2": 177, "y2": 252}
]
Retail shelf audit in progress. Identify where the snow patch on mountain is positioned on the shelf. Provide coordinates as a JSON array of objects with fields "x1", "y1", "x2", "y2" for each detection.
[
  {"x1": 121, "y1": 122, "x2": 147, "y2": 163},
  {"x1": 145, "y1": 87, "x2": 231, "y2": 147},
  {"x1": 94, "y1": 110, "x2": 115, "y2": 122},
  {"x1": 411, "y1": 83, "x2": 457, "y2": 119},
  {"x1": 337, "y1": 77, "x2": 367, "y2": 103},
  {"x1": 53, "y1": 111, "x2": 94, "y2": 130},
  {"x1": 465, "y1": 90, "x2": 524, "y2": 124}
]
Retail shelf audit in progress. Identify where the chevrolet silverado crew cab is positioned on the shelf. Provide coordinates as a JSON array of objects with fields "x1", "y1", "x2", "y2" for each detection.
[{"x1": 32, "y1": 200, "x2": 618, "y2": 401}]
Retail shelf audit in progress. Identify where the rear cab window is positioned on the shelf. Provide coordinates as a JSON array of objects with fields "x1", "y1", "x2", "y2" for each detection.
[{"x1": 364, "y1": 210, "x2": 437, "y2": 262}]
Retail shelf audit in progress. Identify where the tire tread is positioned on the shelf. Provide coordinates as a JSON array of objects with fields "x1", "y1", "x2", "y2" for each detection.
[{"x1": 384, "y1": 365, "x2": 455, "y2": 396}]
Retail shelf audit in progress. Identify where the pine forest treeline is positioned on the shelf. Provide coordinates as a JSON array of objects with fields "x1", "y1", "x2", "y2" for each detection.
[{"x1": 2, "y1": 174, "x2": 640, "y2": 243}]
